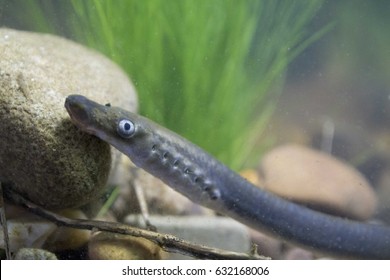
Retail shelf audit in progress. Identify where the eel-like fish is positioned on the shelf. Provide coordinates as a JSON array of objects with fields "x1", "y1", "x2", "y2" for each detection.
[{"x1": 65, "y1": 94, "x2": 390, "y2": 259}]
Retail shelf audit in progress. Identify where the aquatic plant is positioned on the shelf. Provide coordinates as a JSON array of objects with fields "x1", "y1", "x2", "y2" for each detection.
[{"x1": 1, "y1": 0, "x2": 326, "y2": 170}]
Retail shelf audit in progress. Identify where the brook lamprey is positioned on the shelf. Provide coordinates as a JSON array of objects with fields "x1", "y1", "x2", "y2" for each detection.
[{"x1": 65, "y1": 94, "x2": 390, "y2": 259}]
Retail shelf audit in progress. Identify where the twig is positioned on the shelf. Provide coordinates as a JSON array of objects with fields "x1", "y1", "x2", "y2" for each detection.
[
  {"x1": 132, "y1": 170, "x2": 157, "y2": 231},
  {"x1": 0, "y1": 182, "x2": 11, "y2": 259},
  {"x1": 5, "y1": 188, "x2": 269, "y2": 260}
]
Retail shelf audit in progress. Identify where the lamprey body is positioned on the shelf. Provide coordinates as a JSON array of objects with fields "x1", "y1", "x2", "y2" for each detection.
[{"x1": 65, "y1": 95, "x2": 390, "y2": 259}]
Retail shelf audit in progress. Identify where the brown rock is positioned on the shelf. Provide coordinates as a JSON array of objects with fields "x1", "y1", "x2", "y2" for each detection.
[
  {"x1": 249, "y1": 229, "x2": 283, "y2": 259},
  {"x1": 88, "y1": 232, "x2": 163, "y2": 260},
  {"x1": 258, "y1": 144, "x2": 377, "y2": 220},
  {"x1": 240, "y1": 169, "x2": 263, "y2": 186},
  {"x1": 44, "y1": 209, "x2": 91, "y2": 251}
]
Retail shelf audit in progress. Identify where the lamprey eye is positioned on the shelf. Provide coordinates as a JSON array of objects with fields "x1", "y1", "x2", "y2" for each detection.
[{"x1": 117, "y1": 119, "x2": 135, "y2": 138}]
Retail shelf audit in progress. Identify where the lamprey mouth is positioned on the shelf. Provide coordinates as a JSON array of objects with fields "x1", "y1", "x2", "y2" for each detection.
[{"x1": 65, "y1": 95, "x2": 93, "y2": 127}]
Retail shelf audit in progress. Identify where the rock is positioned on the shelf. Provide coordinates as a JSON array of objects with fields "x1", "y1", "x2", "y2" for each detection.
[
  {"x1": 44, "y1": 209, "x2": 91, "y2": 251},
  {"x1": 124, "y1": 215, "x2": 251, "y2": 259},
  {"x1": 283, "y1": 247, "x2": 315, "y2": 260},
  {"x1": 377, "y1": 165, "x2": 390, "y2": 207},
  {"x1": 0, "y1": 218, "x2": 57, "y2": 252},
  {"x1": 248, "y1": 229, "x2": 283, "y2": 259},
  {"x1": 239, "y1": 169, "x2": 263, "y2": 187},
  {"x1": 1, "y1": 203, "x2": 38, "y2": 220},
  {"x1": 258, "y1": 144, "x2": 377, "y2": 220},
  {"x1": 0, "y1": 28, "x2": 137, "y2": 209},
  {"x1": 88, "y1": 232, "x2": 163, "y2": 260},
  {"x1": 14, "y1": 248, "x2": 57, "y2": 260}
]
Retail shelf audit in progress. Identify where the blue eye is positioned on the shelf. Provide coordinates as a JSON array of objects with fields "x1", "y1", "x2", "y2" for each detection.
[{"x1": 117, "y1": 119, "x2": 135, "y2": 138}]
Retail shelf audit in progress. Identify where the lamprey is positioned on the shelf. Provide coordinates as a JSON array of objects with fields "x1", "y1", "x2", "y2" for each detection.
[{"x1": 65, "y1": 95, "x2": 390, "y2": 259}]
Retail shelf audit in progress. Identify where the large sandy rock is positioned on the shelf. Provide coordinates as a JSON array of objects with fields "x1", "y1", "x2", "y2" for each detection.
[
  {"x1": 258, "y1": 144, "x2": 377, "y2": 220},
  {"x1": 0, "y1": 28, "x2": 137, "y2": 209}
]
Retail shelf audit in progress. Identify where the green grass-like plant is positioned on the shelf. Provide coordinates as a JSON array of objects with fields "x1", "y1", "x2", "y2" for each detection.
[{"x1": 1, "y1": 0, "x2": 326, "y2": 170}]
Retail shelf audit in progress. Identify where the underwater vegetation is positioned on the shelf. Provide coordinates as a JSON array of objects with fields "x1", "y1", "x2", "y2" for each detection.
[
  {"x1": 322, "y1": 1, "x2": 390, "y2": 88},
  {"x1": 1, "y1": 0, "x2": 327, "y2": 170}
]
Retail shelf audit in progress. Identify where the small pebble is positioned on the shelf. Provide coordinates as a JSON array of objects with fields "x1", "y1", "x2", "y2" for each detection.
[{"x1": 14, "y1": 248, "x2": 57, "y2": 260}]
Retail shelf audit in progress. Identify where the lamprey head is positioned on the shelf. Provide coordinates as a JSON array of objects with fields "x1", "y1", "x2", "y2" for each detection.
[
  {"x1": 65, "y1": 94, "x2": 224, "y2": 207},
  {"x1": 65, "y1": 95, "x2": 152, "y2": 165}
]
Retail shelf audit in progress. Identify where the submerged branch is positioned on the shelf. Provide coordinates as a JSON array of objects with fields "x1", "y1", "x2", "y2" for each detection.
[
  {"x1": 4, "y1": 189, "x2": 269, "y2": 260},
  {"x1": 0, "y1": 183, "x2": 12, "y2": 259}
]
